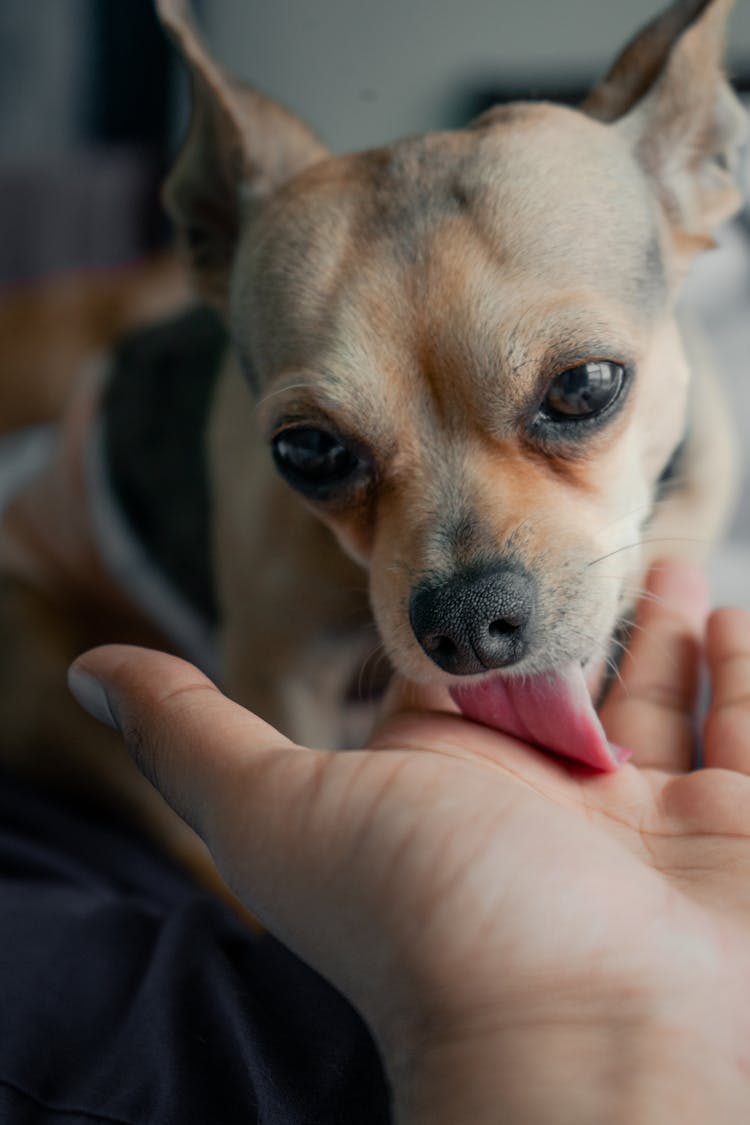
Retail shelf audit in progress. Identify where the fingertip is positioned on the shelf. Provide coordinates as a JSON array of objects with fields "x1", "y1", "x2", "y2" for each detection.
[
  {"x1": 707, "y1": 604, "x2": 750, "y2": 642},
  {"x1": 705, "y1": 607, "x2": 750, "y2": 680},
  {"x1": 599, "y1": 558, "x2": 708, "y2": 771},
  {"x1": 69, "y1": 644, "x2": 171, "y2": 727},
  {"x1": 702, "y1": 606, "x2": 750, "y2": 773},
  {"x1": 70, "y1": 644, "x2": 230, "y2": 731},
  {"x1": 71, "y1": 643, "x2": 213, "y2": 695},
  {"x1": 645, "y1": 558, "x2": 709, "y2": 627},
  {"x1": 72, "y1": 644, "x2": 296, "y2": 762},
  {"x1": 67, "y1": 664, "x2": 118, "y2": 729},
  {"x1": 68, "y1": 644, "x2": 176, "y2": 730}
]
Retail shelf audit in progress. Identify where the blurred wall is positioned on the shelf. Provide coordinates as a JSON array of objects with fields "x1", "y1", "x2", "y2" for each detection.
[
  {"x1": 2, "y1": 0, "x2": 748, "y2": 283},
  {"x1": 202, "y1": 0, "x2": 750, "y2": 151},
  {"x1": 0, "y1": 0, "x2": 172, "y2": 283}
]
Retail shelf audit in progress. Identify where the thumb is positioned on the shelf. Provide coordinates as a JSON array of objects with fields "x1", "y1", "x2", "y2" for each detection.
[
  {"x1": 68, "y1": 644, "x2": 294, "y2": 839},
  {"x1": 67, "y1": 645, "x2": 420, "y2": 1015}
]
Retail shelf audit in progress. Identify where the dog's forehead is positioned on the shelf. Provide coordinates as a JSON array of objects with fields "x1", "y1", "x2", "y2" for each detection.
[
  {"x1": 251, "y1": 103, "x2": 658, "y2": 282},
  {"x1": 234, "y1": 103, "x2": 664, "y2": 385}
]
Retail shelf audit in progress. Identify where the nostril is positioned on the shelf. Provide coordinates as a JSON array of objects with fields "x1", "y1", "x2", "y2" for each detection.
[
  {"x1": 409, "y1": 562, "x2": 535, "y2": 674},
  {"x1": 488, "y1": 617, "x2": 521, "y2": 638},
  {"x1": 425, "y1": 634, "x2": 458, "y2": 662}
]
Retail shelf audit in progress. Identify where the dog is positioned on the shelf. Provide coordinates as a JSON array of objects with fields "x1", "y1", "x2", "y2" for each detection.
[
  {"x1": 158, "y1": 0, "x2": 746, "y2": 768},
  {"x1": 0, "y1": 0, "x2": 745, "y2": 800}
]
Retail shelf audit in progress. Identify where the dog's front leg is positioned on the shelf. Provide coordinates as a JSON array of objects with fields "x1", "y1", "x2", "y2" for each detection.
[{"x1": 209, "y1": 363, "x2": 378, "y2": 746}]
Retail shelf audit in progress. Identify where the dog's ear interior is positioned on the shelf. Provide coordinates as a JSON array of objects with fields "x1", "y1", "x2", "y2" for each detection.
[
  {"x1": 583, "y1": 0, "x2": 746, "y2": 251},
  {"x1": 156, "y1": 0, "x2": 329, "y2": 308}
]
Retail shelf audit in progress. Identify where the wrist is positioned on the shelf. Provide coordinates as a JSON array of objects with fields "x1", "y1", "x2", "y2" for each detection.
[{"x1": 382, "y1": 983, "x2": 750, "y2": 1125}]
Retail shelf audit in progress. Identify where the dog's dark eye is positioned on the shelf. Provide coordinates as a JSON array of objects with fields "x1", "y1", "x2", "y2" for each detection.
[
  {"x1": 272, "y1": 426, "x2": 365, "y2": 497},
  {"x1": 542, "y1": 361, "x2": 626, "y2": 421}
]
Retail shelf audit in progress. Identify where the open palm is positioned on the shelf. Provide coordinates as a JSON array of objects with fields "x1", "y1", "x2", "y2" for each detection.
[{"x1": 69, "y1": 560, "x2": 750, "y2": 1118}]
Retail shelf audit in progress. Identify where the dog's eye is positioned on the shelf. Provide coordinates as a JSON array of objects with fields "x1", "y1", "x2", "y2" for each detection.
[
  {"x1": 542, "y1": 361, "x2": 626, "y2": 420},
  {"x1": 271, "y1": 426, "x2": 365, "y2": 497}
]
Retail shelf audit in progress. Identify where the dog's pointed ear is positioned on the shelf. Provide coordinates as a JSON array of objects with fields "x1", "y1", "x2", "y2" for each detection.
[
  {"x1": 156, "y1": 0, "x2": 329, "y2": 308},
  {"x1": 583, "y1": 0, "x2": 746, "y2": 252}
]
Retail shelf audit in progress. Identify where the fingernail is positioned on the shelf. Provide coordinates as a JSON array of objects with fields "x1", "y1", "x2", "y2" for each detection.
[{"x1": 67, "y1": 667, "x2": 118, "y2": 730}]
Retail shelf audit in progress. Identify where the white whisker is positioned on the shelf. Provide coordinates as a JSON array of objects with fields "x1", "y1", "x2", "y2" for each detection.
[
  {"x1": 253, "y1": 382, "x2": 315, "y2": 414},
  {"x1": 588, "y1": 536, "x2": 707, "y2": 568}
]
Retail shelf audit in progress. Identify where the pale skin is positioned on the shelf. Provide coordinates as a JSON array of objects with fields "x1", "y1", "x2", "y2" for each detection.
[{"x1": 69, "y1": 558, "x2": 750, "y2": 1124}]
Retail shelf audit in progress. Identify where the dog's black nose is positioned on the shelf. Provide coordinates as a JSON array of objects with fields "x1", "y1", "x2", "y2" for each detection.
[{"x1": 409, "y1": 564, "x2": 534, "y2": 675}]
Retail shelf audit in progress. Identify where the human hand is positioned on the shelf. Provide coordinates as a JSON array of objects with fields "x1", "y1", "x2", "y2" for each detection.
[{"x1": 68, "y1": 560, "x2": 750, "y2": 1124}]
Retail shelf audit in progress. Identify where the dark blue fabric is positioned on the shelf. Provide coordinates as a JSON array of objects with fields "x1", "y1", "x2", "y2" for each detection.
[{"x1": 0, "y1": 771, "x2": 391, "y2": 1124}]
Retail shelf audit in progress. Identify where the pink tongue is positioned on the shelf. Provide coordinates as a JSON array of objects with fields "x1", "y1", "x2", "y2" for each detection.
[{"x1": 450, "y1": 664, "x2": 624, "y2": 772}]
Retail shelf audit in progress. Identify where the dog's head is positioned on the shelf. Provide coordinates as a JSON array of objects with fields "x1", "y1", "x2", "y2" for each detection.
[{"x1": 157, "y1": 0, "x2": 745, "y2": 766}]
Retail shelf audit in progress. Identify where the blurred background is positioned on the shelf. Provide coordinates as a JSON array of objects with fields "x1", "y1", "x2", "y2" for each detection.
[{"x1": 0, "y1": 0, "x2": 749, "y2": 602}]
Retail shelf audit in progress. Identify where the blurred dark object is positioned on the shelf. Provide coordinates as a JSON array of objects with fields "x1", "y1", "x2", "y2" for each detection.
[
  {"x1": 0, "y1": 0, "x2": 180, "y2": 287},
  {"x1": 0, "y1": 152, "x2": 162, "y2": 287},
  {"x1": 456, "y1": 68, "x2": 750, "y2": 127},
  {"x1": 85, "y1": 0, "x2": 171, "y2": 149}
]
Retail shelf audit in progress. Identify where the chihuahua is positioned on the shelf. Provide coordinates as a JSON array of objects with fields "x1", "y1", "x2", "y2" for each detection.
[
  {"x1": 152, "y1": 0, "x2": 745, "y2": 768},
  {"x1": 0, "y1": 0, "x2": 745, "y2": 787}
]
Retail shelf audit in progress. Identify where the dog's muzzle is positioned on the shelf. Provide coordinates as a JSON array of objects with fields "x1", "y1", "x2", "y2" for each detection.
[{"x1": 409, "y1": 563, "x2": 535, "y2": 675}]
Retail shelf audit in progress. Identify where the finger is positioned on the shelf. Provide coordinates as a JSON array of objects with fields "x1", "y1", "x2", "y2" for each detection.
[
  {"x1": 600, "y1": 558, "x2": 708, "y2": 771},
  {"x1": 702, "y1": 607, "x2": 750, "y2": 773},
  {"x1": 68, "y1": 644, "x2": 294, "y2": 837}
]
